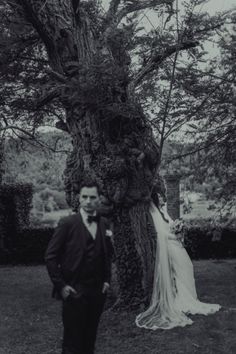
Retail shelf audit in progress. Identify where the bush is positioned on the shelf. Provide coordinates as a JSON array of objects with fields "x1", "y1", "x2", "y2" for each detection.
[
  {"x1": 1, "y1": 218, "x2": 236, "y2": 265},
  {"x1": 0, "y1": 227, "x2": 54, "y2": 265},
  {"x1": 50, "y1": 189, "x2": 68, "y2": 209},
  {"x1": 33, "y1": 187, "x2": 68, "y2": 212},
  {"x1": 0, "y1": 183, "x2": 33, "y2": 250},
  {"x1": 184, "y1": 219, "x2": 236, "y2": 259},
  {"x1": 0, "y1": 183, "x2": 33, "y2": 227}
]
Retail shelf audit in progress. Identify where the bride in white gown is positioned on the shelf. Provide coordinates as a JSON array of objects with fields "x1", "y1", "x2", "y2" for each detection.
[{"x1": 136, "y1": 202, "x2": 221, "y2": 330}]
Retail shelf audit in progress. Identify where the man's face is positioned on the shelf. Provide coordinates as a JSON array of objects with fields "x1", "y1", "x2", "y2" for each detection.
[{"x1": 79, "y1": 186, "x2": 100, "y2": 214}]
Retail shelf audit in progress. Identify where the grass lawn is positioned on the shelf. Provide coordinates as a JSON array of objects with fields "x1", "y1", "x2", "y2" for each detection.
[{"x1": 1, "y1": 260, "x2": 236, "y2": 354}]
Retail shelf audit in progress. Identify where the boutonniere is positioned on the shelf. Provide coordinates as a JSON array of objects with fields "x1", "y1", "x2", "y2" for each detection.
[{"x1": 105, "y1": 229, "x2": 113, "y2": 237}]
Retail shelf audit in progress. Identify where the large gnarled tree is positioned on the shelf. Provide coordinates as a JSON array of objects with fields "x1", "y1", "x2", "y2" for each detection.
[{"x1": 1, "y1": 0, "x2": 223, "y2": 308}]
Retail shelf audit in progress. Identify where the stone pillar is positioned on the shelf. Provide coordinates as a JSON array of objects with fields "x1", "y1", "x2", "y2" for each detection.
[{"x1": 165, "y1": 173, "x2": 181, "y2": 220}]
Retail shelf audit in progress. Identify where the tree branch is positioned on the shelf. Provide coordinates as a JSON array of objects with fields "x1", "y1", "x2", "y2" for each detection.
[
  {"x1": 130, "y1": 40, "x2": 199, "y2": 89},
  {"x1": 71, "y1": 0, "x2": 80, "y2": 14},
  {"x1": 159, "y1": 50, "x2": 178, "y2": 158},
  {"x1": 36, "y1": 88, "x2": 61, "y2": 109},
  {"x1": 0, "y1": 124, "x2": 39, "y2": 138},
  {"x1": 107, "y1": 0, "x2": 121, "y2": 18},
  {"x1": 17, "y1": 0, "x2": 64, "y2": 73},
  {"x1": 1, "y1": 124, "x2": 69, "y2": 153},
  {"x1": 116, "y1": 0, "x2": 173, "y2": 24},
  {"x1": 17, "y1": 1, "x2": 53, "y2": 52},
  {"x1": 163, "y1": 116, "x2": 191, "y2": 139},
  {"x1": 166, "y1": 126, "x2": 234, "y2": 163},
  {"x1": 101, "y1": 0, "x2": 122, "y2": 32}
]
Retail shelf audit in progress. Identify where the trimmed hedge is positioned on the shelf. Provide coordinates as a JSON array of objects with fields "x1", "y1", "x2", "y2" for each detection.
[
  {"x1": 185, "y1": 226, "x2": 236, "y2": 259},
  {"x1": 0, "y1": 183, "x2": 33, "y2": 227},
  {"x1": 0, "y1": 223, "x2": 235, "y2": 265},
  {"x1": 0, "y1": 183, "x2": 33, "y2": 250},
  {"x1": 0, "y1": 228, "x2": 53, "y2": 265}
]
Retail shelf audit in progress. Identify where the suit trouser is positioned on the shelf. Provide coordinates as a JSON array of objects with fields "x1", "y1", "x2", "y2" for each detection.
[{"x1": 62, "y1": 291, "x2": 106, "y2": 354}]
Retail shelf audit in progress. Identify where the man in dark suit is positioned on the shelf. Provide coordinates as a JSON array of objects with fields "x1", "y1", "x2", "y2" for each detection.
[{"x1": 45, "y1": 181, "x2": 113, "y2": 354}]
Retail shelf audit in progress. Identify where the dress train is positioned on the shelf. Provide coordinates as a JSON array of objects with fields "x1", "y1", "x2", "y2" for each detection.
[{"x1": 136, "y1": 203, "x2": 221, "y2": 330}]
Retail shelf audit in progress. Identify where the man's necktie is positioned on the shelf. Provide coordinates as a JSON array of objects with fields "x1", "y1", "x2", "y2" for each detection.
[{"x1": 87, "y1": 215, "x2": 100, "y2": 224}]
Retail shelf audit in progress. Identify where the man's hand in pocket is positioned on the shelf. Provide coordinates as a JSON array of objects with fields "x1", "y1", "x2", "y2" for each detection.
[
  {"x1": 102, "y1": 282, "x2": 110, "y2": 294},
  {"x1": 61, "y1": 285, "x2": 77, "y2": 300}
]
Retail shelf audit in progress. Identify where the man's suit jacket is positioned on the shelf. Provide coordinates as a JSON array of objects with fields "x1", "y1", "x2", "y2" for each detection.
[{"x1": 45, "y1": 212, "x2": 112, "y2": 298}]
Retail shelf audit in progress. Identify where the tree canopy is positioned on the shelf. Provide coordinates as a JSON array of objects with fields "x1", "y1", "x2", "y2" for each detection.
[{"x1": 0, "y1": 0, "x2": 226, "y2": 136}]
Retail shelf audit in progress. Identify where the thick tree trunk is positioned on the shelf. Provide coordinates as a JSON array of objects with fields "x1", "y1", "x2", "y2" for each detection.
[
  {"x1": 113, "y1": 203, "x2": 157, "y2": 308},
  {"x1": 64, "y1": 104, "x2": 160, "y2": 308},
  {"x1": 18, "y1": 0, "x2": 161, "y2": 308},
  {"x1": 58, "y1": 23, "x2": 160, "y2": 309}
]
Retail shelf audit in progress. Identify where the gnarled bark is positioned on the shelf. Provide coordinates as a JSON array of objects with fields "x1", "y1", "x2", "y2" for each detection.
[
  {"x1": 13, "y1": 0, "x2": 169, "y2": 308},
  {"x1": 63, "y1": 102, "x2": 160, "y2": 307}
]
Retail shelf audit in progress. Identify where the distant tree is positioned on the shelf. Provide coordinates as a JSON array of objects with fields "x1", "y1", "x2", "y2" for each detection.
[{"x1": 3, "y1": 132, "x2": 70, "y2": 190}]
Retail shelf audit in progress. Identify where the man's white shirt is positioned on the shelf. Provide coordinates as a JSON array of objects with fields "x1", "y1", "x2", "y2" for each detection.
[{"x1": 80, "y1": 208, "x2": 97, "y2": 240}]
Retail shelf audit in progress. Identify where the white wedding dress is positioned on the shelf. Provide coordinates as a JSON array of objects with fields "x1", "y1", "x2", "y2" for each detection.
[{"x1": 136, "y1": 203, "x2": 221, "y2": 330}]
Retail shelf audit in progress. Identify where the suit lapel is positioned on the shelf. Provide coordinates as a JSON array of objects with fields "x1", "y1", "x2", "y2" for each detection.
[
  {"x1": 99, "y1": 218, "x2": 108, "y2": 257},
  {"x1": 73, "y1": 212, "x2": 87, "y2": 249}
]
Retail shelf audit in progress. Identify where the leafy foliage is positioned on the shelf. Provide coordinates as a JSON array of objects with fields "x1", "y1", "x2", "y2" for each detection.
[
  {"x1": 184, "y1": 218, "x2": 236, "y2": 259},
  {"x1": 3, "y1": 131, "x2": 70, "y2": 189},
  {"x1": 0, "y1": 227, "x2": 53, "y2": 265},
  {"x1": 131, "y1": 2, "x2": 236, "y2": 203}
]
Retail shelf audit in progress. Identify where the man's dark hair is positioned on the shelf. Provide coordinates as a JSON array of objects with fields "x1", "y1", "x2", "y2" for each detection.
[{"x1": 79, "y1": 180, "x2": 101, "y2": 194}]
